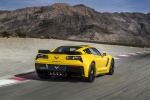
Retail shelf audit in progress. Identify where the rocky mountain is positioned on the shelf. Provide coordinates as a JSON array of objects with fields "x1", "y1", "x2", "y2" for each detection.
[{"x1": 0, "y1": 3, "x2": 150, "y2": 46}]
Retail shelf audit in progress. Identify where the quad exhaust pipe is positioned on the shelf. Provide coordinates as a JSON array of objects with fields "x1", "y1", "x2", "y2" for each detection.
[{"x1": 49, "y1": 72, "x2": 63, "y2": 76}]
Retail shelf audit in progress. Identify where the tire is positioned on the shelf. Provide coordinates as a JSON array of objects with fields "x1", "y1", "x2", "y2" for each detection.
[
  {"x1": 108, "y1": 59, "x2": 115, "y2": 75},
  {"x1": 37, "y1": 73, "x2": 51, "y2": 79},
  {"x1": 87, "y1": 63, "x2": 96, "y2": 82}
]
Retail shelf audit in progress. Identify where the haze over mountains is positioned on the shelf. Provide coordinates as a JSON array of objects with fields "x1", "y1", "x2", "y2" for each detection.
[{"x1": 0, "y1": 3, "x2": 150, "y2": 46}]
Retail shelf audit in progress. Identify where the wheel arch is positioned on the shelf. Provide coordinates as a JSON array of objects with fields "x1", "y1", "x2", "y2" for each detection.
[
  {"x1": 107, "y1": 57, "x2": 115, "y2": 75},
  {"x1": 88, "y1": 61, "x2": 96, "y2": 75},
  {"x1": 84, "y1": 60, "x2": 95, "y2": 78}
]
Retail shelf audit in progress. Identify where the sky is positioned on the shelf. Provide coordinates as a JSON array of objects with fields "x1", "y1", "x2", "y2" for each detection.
[{"x1": 0, "y1": 0, "x2": 150, "y2": 13}]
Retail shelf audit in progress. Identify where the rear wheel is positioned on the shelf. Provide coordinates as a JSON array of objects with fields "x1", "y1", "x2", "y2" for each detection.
[
  {"x1": 108, "y1": 59, "x2": 115, "y2": 75},
  {"x1": 37, "y1": 73, "x2": 51, "y2": 79},
  {"x1": 87, "y1": 63, "x2": 96, "y2": 82}
]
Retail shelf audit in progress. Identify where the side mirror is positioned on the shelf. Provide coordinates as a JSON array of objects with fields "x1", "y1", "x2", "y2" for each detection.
[{"x1": 102, "y1": 53, "x2": 106, "y2": 57}]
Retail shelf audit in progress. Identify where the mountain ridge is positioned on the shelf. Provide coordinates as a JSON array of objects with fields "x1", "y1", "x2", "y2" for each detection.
[{"x1": 0, "y1": 3, "x2": 150, "y2": 46}]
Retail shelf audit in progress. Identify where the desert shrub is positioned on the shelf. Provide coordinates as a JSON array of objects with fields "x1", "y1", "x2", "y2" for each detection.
[
  {"x1": 1, "y1": 31, "x2": 10, "y2": 38},
  {"x1": 15, "y1": 30, "x2": 27, "y2": 38}
]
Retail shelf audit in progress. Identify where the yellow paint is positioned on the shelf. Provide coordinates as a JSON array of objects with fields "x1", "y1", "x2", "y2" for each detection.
[{"x1": 35, "y1": 45, "x2": 113, "y2": 78}]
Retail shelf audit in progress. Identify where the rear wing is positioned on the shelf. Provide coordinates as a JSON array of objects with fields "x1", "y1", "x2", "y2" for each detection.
[
  {"x1": 38, "y1": 50, "x2": 50, "y2": 54},
  {"x1": 38, "y1": 50, "x2": 82, "y2": 55}
]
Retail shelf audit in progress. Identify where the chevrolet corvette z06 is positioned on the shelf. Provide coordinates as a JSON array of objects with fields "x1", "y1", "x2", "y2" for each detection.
[{"x1": 35, "y1": 45, "x2": 114, "y2": 82}]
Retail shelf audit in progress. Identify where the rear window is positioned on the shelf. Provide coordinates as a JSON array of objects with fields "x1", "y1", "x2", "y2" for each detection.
[{"x1": 53, "y1": 46, "x2": 81, "y2": 53}]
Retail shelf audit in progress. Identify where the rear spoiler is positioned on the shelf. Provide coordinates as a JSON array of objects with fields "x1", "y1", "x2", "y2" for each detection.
[
  {"x1": 38, "y1": 50, "x2": 82, "y2": 55},
  {"x1": 38, "y1": 50, "x2": 50, "y2": 54}
]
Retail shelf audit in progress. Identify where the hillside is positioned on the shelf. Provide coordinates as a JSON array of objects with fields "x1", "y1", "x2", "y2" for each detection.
[{"x1": 0, "y1": 3, "x2": 150, "y2": 46}]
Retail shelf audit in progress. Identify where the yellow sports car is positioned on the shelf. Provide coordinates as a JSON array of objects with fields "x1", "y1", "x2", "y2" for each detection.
[{"x1": 35, "y1": 45, "x2": 114, "y2": 82}]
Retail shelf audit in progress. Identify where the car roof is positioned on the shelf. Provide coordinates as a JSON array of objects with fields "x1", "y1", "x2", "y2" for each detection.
[
  {"x1": 62, "y1": 44, "x2": 93, "y2": 48},
  {"x1": 51, "y1": 45, "x2": 94, "y2": 53}
]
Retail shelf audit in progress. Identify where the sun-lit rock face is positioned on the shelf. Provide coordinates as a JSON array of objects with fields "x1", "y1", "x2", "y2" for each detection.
[{"x1": 0, "y1": 3, "x2": 150, "y2": 46}]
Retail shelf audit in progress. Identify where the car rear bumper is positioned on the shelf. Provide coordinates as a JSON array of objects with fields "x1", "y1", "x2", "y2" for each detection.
[{"x1": 35, "y1": 63, "x2": 84, "y2": 77}]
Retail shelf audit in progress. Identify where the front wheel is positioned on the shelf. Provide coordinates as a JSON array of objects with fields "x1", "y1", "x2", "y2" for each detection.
[
  {"x1": 108, "y1": 59, "x2": 115, "y2": 75},
  {"x1": 86, "y1": 63, "x2": 96, "y2": 82}
]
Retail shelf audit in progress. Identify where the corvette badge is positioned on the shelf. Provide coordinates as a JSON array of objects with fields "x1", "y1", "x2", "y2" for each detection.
[
  {"x1": 54, "y1": 56, "x2": 59, "y2": 59},
  {"x1": 54, "y1": 66, "x2": 59, "y2": 69}
]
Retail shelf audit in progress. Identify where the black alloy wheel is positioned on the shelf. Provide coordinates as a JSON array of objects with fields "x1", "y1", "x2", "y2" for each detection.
[
  {"x1": 108, "y1": 59, "x2": 115, "y2": 75},
  {"x1": 87, "y1": 63, "x2": 95, "y2": 82}
]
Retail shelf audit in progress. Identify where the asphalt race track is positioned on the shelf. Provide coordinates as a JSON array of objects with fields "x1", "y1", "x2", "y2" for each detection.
[{"x1": 0, "y1": 52, "x2": 150, "y2": 100}]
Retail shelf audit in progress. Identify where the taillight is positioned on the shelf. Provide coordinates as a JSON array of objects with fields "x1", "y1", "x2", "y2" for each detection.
[
  {"x1": 35, "y1": 54, "x2": 48, "y2": 60},
  {"x1": 66, "y1": 56, "x2": 83, "y2": 62},
  {"x1": 66, "y1": 56, "x2": 81, "y2": 60}
]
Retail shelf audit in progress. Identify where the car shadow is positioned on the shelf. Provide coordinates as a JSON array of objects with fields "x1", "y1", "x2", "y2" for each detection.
[
  {"x1": 96, "y1": 75, "x2": 105, "y2": 78},
  {"x1": 12, "y1": 71, "x2": 100, "y2": 83}
]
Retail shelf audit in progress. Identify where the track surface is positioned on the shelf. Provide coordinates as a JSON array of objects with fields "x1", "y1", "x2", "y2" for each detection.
[
  {"x1": 0, "y1": 53, "x2": 150, "y2": 100},
  {"x1": 0, "y1": 38, "x2": 147, "y2": 79}
]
